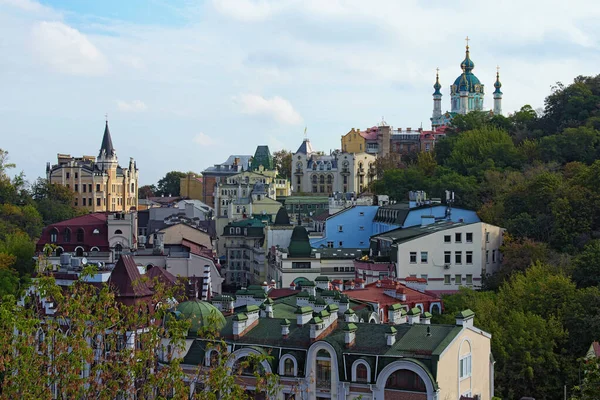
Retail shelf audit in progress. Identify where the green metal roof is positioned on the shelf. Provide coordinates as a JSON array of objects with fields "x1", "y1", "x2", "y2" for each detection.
[
  {"x1": 456, "y1": 309, "x2": 475, "y2": 319},
  {"x1": 372, "y1": 221, "x2": 474, "y2": 245}
]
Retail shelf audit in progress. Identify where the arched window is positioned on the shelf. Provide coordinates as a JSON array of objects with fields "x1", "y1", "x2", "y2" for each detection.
[
  {"x1": 319, "y1": 162, "x2": 324, "y2": 171},
  {"x1": 50, "y1": 228, "x2": 58, "y2": 243},
  {"x1": 63, "y1": 228, "x2": 71, "y2": 243},
  {"x1": 115, "y1": 244, "x2": 123, "y2": 260},
  {"x1": 316, "y1": 350, "x2": 331, "y2": 389},
  {"x1": 90, "y1": 247, "x2": 99, "y2": 253},
  {"x1": 131, "y1": 183, "x2": 135, "y2": 193},
  {"x1": 326, "y1": 162, "x2": 332, "y2": 170},
  {"x1": 75, "y1": 247, "x2": 84, "y2": 257},
  {"x1": 114, "y1": 229, "x2": 123, "y2": 235},
  {"x1": 385, "y1": 369, "x2": 426, "y2": 392},
  {"x1": 312, "y1": 175, "x2": 317, "y2": 184},
  {"x1": 319, "y1": 176, "x2": 325, "y2": 184},
  {"x1": 55, "y1": 247, "x2": 64, "y2": 256},
  {"x1": 327, "y1": 175, "x2": 333, "y2": 184},
  {"x1": 93, "y1": 229, "x2": 100, "y2": 234},
  {"x1": 76, "y1": 228, "x2": 84, "y2": 243},
  {"x1": 284, "y1": 358, "x2": 294, "y2": 376},
  {"x1": 356, "y1": 363, "x2": 368, "y2": 382},
  {"x1": 233, "y1": 357, "x2": 264, "y2": 376}
]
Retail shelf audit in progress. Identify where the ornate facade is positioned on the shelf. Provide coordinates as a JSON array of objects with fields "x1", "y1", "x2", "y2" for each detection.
[
  {"x1": 46, "y1": 121, "x2": 138, "y2": 212},
  {"x1": 431, "y1": 39, "x2": 503, "y2": 129}
]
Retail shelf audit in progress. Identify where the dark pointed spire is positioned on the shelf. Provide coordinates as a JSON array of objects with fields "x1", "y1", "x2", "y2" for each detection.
[{"x1": 99, "y1": 119, "x2": 115, "y2": 158}]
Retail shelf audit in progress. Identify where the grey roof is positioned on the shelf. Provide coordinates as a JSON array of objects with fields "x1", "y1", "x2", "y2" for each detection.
[
  {"x1": 295, "y1": 139, "x2": 314, "y2": 154},
  {"x1": 99, "y1": 121, "x2": 115, "y2": 157},
  {"x1": 311, "y1": 248, "x2": 366, "y2": 259},
  {"x1": 372, "y1": 221, "x2": 474, "y2": 244},
  {"x1": 203, "y1": 155, "x2": 252, "y2": 175}
]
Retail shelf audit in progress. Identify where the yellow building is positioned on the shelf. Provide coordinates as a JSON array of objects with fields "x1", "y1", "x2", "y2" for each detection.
[
  {"x1": 46, "y1": 121, "x2": 139, "y2": 212},
  {"x1": 180, "y1": 173, "x2": 204, "y2": 200},
  {"x1": 341, "y1": 127, "x2": 367, "y2": 153}
]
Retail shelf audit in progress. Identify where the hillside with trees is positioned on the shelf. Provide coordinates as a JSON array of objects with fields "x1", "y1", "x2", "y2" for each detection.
[{"x1": 373, "y1": 75, "x2": 600, "y2": 399}]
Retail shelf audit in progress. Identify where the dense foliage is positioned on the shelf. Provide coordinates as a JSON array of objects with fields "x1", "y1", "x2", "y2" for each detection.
[
  {"x1": 0, "y1": 150, "x2": 79, "y2": 298},
  {"x1": 398, "y1": 74, "x2": 600, "y2": 399}
]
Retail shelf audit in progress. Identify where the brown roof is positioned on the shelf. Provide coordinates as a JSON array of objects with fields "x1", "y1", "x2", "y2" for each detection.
[
  {"x1": 146, "y1": 265, "x2": 178, "y2": 288},
  {"x1": 108, "y1": 255, "x2": 153, "y2": 299}
]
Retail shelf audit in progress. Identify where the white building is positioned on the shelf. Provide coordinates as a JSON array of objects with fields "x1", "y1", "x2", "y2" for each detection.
[
  {"x1": 370, "y1": 221, "x2": 504, "y2": 292},
  {"x1": 292, "y1": 138, "x2": 377, "y2": 195}
]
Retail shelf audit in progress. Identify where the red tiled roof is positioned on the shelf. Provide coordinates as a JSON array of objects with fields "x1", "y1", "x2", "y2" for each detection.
[
  {"x1": 36, "y1": 213, "x2": 110, "y2": 252},
  {"x1": 181, "y1": 239, "x2": 209, "y2": 256},
  {"x1": 312, "y1": 213, "x2": 330, "y2": 222},
  {"x1": 146, "y1": 265, "x2": 178, "y2": 288},
  {"x1": 51, "y1": 213, "x2": 108, "y2": 227},
  {"x1": 108, "y1": 255, "x2": 153, "y2": 299},
  {"x1": 359, "y1": 127, "x2": 379, "y2": 140},
  {"x1": 342, "y1": 279, "x2": 439, "y2": 308}
]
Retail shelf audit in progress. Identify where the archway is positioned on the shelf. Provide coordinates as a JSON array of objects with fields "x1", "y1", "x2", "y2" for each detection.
[{"x1": 374, "y1": 360, "x2": 436, "y2": 400}]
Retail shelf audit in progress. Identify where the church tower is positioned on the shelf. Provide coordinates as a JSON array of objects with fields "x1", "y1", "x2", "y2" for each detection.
[
  {"x1": 493, "y1": 67, "x2": 503, "y2": 115},
  {"x1": 431, "y1": 68, "x2": 443, "y2": 128},
  {"x1": 450, "y1": 38, "x2": 484, "y2": 115},
  {"x1": 97, "y1": 120, "x2": 118, "y2": 170}
]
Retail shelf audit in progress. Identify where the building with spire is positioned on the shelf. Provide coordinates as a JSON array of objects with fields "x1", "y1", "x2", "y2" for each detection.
[
  {"x1": 46, "y1": 120, "x2": 139, "y2": 212},
  {"x1": 431, "y1": 38, "x2": 503, "y2": 129}
]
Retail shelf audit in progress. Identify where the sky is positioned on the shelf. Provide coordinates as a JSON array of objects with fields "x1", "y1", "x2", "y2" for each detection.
[{"x1": 2, "y1": 0, "x2": 600, "y2": 186}]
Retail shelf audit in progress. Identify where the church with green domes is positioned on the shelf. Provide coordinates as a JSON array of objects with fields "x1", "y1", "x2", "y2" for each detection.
[{"x1": 431, "y1": 38, "x2": 503, "y2": 129}]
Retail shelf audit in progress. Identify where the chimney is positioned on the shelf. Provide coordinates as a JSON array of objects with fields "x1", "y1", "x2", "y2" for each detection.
[
  {"x1": 387, "y1": 304, "x2": 407, "y2": 325},
  {"x1": 343, "y1": 323, "x2": 357, "y2": 348},
  {"x1": 421, "y1": 312, "x2": 432, "y2": 325},
  {"x1": 407, "y1": 307, "x2": 421, "y2": 325},
  {"x1": 280, "y1": 319, "x2": 290, "y2": 339},
  {"x1": 455, "y1": 309, "x2": 475, "y2": 328},
  {"x1": 264, "y1": 297, "x2": 274, "y2": 318},
  {"x1": 386, "y1": 326, "x2": 397, "y2": 346},
  {"x1": 295, "y1": 306, "x2": 313, "y2": 326},
  {"x1": 344, "y1": 308, "x2": 358, "y2": 323},
  {"x1": 261, "y1": 281, "x2": 269, "y2": 293}
]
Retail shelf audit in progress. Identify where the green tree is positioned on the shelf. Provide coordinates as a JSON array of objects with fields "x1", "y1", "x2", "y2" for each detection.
[
  {"x1": 273, "y1": 150, "x2": 292, "y2": 180},
  {"x1": 156, "y1": 171, "x2": 187, "y2": 197},
  {"x1": 138, "y1": 184, "x2": 156, "y2": 199},
  {"x1": 0, "y1": 231, "x2": 36, "y2": 276},
  {"x1": 31, "y1": 178, "x2": 79, "y2": 226},
  {"x1": 571, "y1": 356, "x2": 600, "y2": 400},
  {"x1": 572, "y1": 240, "x2": 600, "y2": 288}
]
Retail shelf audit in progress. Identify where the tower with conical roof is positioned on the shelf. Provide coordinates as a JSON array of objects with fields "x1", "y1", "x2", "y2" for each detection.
[
  {"x1": 450, "y1": 37, "x2": 484, "y2": 115},
  {"x1": 493, "y1": 67, "x2": 503, "y2": 115},
  {"x1": 97, "y1": 120, "x2": 118, "y2": 170}
]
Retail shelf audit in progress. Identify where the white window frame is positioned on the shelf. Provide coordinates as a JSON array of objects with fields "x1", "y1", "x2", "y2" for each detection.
[
  {"x1": 279, "y1": 354, "x2": 298, "y2": 377},
  {"x1": 459, "y1": 354, "x2": 472, "y2": 379},
  {"x1": 351, "y1": 359, "x2": 371, "y2": 383}
]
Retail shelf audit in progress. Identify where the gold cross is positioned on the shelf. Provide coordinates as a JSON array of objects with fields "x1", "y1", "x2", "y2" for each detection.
[
  {"x1": 465, "y1": 36, "x2": 470, "y2": 47},
  {"x1": 497, "y1": 65, "x2": 500, "y2": 73},
  {"x1": 436, "y1": 67, "x2": 440, "y2": 74}
]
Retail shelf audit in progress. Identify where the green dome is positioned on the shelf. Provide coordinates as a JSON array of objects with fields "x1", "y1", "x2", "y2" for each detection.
[
  {"x1": 494, "y1": 71, "x2": 502, "y2": 95},
  {"x1": 288, "y1": 226, "x2": 312, "y2": 257},
  {"x1": 433, "y1": 71, "x2": 442, "y2": 96},
  {"x1": 176, "y1": 299, "x2": 226, "y2": 335},
  {"x1": 453, "y1": 72, "x2": 481, "y2": 92},
  {"x1": 460, "y1": 46, "x2": 475, "y2": 72}
]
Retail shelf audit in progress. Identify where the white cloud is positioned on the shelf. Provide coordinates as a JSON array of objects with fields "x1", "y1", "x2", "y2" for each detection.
[
  {"x1": 116, "y1": 100, "x2": 148, "y2": 112},
  {"x1": 1, "y1": 0, "x2": 55, "y2": 14},
  {"x1": 193, "y1": 132, "x2": 217, "y2": 146},
  {"x1": 31, "y1": 21, "x2": 109, "y2": 76},
  {"x1": 118, "y1": 55, "x2": 146, "y2": 70},
  {"x1": 210, "y1": 0, "x2": 285, "y2": 22},
  {"x1": 235, "y1": 94, "x2": 303, "y2": 125}
]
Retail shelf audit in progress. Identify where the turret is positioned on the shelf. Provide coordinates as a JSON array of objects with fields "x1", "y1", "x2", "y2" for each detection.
[
  {"x1": 97, "y1": 120, "x2": 118, "y2": 168},
  {"x1": 493, "y1": 67, "x2": 503, "y2": 115},
  {"x1": 431, "y1": 68, "x2": 442, "y2": 125}
]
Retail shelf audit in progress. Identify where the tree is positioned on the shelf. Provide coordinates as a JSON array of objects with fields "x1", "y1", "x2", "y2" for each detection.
[
  {"x1": 138, "y1": 184, "x2": 156, "y2": 199},
  {"x1": 572, "y1": 240, "x2": 600, "y2": 288},
  {"x1": 156, "y1": 171, "x2": 187, "y2": 197},
  {"x1": 273, "y1": 150, "x2": 292, "y2": 180},
  {"x1": 571, "y1": 356, "x2": 600, "y2": 400},
  {"x1": 30, "y1": 178, "x2": 79, "y2": 226},
  {"x1": 0, "y1": 231, "x2": 36, "y2": 276}
]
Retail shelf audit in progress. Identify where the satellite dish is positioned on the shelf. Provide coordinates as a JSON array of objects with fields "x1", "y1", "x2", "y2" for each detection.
[{"x1": 81, "y1": 257, "x2": 88, "y2": 265}]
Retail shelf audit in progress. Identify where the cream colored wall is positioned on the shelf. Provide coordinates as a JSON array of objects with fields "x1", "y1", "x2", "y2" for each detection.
[
  {"x1": 180, "y1": 175, "x2": 204, "y2": 200},
  {"x1": 160, "y1": 224, "x2": 212, "y2": 248},
  {"x1": 436, "y1": 327, "x2": 492, "y2": 400}
]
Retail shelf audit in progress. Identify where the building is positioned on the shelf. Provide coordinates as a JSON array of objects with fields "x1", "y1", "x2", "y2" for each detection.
[
  {"x1": 284, "y1": 195, "x2": 329, "y2": 226},
  {"x1": 311, "y1": 205, "x2": 379, "y2": 249},
  {"x1": 366, "y1": 221, "x2": 504, "y2": 293},
  {"x1": 46, "y1": 121, "x2": 139, "y2": 212},
  {"x1": 292, "y1": 138, "x2": 377, "y2": 195},
  {"x1": 180, "y1": 173, "x2": 204, "y2": 200},
  {"x1": 201, "y1": 154, "x2": 252, "y2": 206},
  {"x1": 431, "y1": 40, "x2": 503, "y2": 129},
  {"x1": 167, "y1": 291, "x2": 494, "y2": 400},
  {"x1": 221, "y1": 218, "x2": 267, "y2": 286},
  {"x1": 36, "y1": 212, "x2": 137, "y2": 262}
]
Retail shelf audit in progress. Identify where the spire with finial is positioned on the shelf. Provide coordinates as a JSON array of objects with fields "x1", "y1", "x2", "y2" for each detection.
[
  {"x1": 99, "y1": 116, "x2": 116, "y2": 159},
  {"x1": 460, "y1": 36, "x2": 475, "y2": 73},
  {"x1": 433, "y1": 67, "x2": 442, "y2": 95},
  {"x1": 494, "y1": 65, "x2": 502, "y2": 94}
]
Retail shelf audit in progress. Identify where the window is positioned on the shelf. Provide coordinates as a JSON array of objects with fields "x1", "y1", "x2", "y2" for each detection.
[
  {"x1": 83, "y1": 184, "x2": 86, "y2": 193},
  {"x1": 96, "y1": 198, "x2": 101, "y2": 207},
  {"x1": 486, "y1": 250, "x2": 489, "y2": 263},
  {"x1": 75, "y1": 184, "x2": 79, "y2": 192},
  {"x1": 83, "y1": 198, "x2": 87, "y2": 206},
  {"x1": 455, "y1": 232, "x2": 462, "y2": 242},
  {"x1": 77, "y1": 228, "x2": 84, "y2": 242},
  {"x1": 66, "y1": 172, "x2": 70, "y2": 179},
  {"x1": 338, "y1": 225, "x2": 343, "y2": 232},
  {"x1": 356, "y1": 363, "x2": 368, "y2": 383},
  {"x1": 327, "y1": 241, "x2": 334, "y2": 248},
  {"x1": 466, "y1": 251, "x2": 473, "y2": 264},
  {"x1": 444, "y1": 235, "x2": 451, "y2": 243},
  {"x1": 460, "y1": 355, "x2": 472, "y2": 379},
  {"x1": 420, "y1": 274, "x2": 428, "y2": 281},
  {"x1": 50, "y1": 228, "x2": 58, "y2": 243},
  {"x1": 63, "y1": 228, "x2": 71, "y2": 243},
  {"x1": 114, "y1": 244, "x2": 123, "y2": 260},
  {"x1": 291, "y1": 262, "x2": 311, "y2": 269},
  {"x1": 492, "y1": 249, "x2": 496, "y2": 263},
  {"x1": 466, "y1": 232, "x2": 473, "y2": 243},
  {"x1": 420, "y1": 251, "x2": 428, "y2": 263},
  {"x1": 466, "y1": 274, "x2": 473, "y2": 285},
  {"x1": 316, "y1": 350, "x2": 331, "y2": 389},
  {"x1": 444, "y1": 251, "x2": 451, "y2": 264},
  {"x1": 96, "y1": 184, "x2": 101, "y2": 192},
  {"x1": 89, "y1": 197, "x2": 92, "y2": 206},
  {"x1": 455, "y1": 274, "x2": 462, "y2": 284},
  {"x1": 444, "y1": 275, "x2": 451, "y2": 285},
  {"x1": 359, "y1": 212, "x2": 364, "y2": 217},
  {"x1": 359, "y1": 226, "x2": 365, "y2": 231},
  {"x1": 284, "y1": 358, "x2": 295, "y2": 376},
  {"x1": 409, "y1": 252, "x2": 417, "y2": 263},
  {"x1": 338, "y1": 241, "x2": 343, "y2": 247},
  {"x1": 455, "y1": 251, "x2": 462, "y2": 264},
  {"x1": 115, "y1": 229, "x2": 123, "y2": 235},
  {"x1": 75, "y1": 172, "x2": 78, "y2": 179},
  {"x1": 89, "y1": 184, "x2": 92, "y2": 193},
  {"x1": 486, "y1": 232, "x2": 490, "y2": 242}
]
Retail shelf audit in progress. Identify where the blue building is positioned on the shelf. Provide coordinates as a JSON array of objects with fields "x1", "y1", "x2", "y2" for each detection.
[
  {"x1": 310, "y1": 205, "x2": 378, "y2": 249},
  {"x1": 311, "y1": 202, "x2": 480, "y2": 250}
]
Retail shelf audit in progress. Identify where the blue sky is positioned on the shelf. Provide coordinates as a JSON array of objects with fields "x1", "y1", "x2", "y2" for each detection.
[{"x1": 2, "y1": 0, "x2": 600, "y2": 186}]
